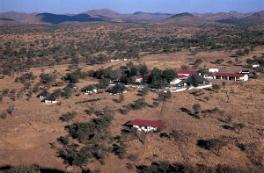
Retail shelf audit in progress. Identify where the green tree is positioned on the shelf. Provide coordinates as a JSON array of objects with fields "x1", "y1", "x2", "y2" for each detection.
[
  {"x1": 39, "y1": 73, "x2": 54, "y2": 84},
  {"x1": 96, "y1": 79, "x2": 110, "y2": 89},
  {"x1": 149, "y1": 68, "x2": 163, "y2": 88},
  {"x1": 130, "y1": 66, "x2": 138, "y2": 76},
  {"x1": 139, "y1": 64, "x2": 148, "y2": 75},
  {"x1": 162, "y1": 69, "x2": 176, "y2": 83}
]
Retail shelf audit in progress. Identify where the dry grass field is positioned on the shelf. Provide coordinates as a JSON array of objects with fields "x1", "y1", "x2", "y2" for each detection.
[{"x1": 0, "y1": 40, "x2": 264, "y2": 172}]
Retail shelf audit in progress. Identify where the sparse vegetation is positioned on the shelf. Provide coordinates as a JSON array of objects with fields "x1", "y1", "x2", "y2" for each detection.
[
  {"x1": 0, "y1": 15, "x2": 264, "y2": 173},
  {"x1": 60, "y1": 112, "x2": 77, "y2": 122}
]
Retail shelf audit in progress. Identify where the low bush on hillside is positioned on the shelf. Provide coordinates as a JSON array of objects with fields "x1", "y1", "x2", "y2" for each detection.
[
  {"x1": 39, "y1": 73, "x2": 55, "y2": 85},
  {"x1": 197, "y1": 138, "x2": 227, "y2": 151},
  {"x1": 66, "y1": 114, "x2": 113, "y2": 143},
  {"x1": 212, "y1": 84, "x2": 221, "y2": 91},
  {"x1": 158, "y1": 91, "x2": 171, "y2": 101},
  {"x1": 112, "y1": 142, "x2": 127, "y2": 159},
  {"x1": 58, "y1": 144, "x2": 90, "y2": 166},
  {"x1": 129, "y1": 98, "x2": 147, "y2": 110},
  {"x1": 57, "y1": 136, "x2": 69, "y2": 145},
  {"x1": 15, "y1": 72, "x2": 36, "y2": 84},
  {"x1": 60, "y1": 112, "x2": 77, "y2": 122},
  {"x1": 0, "y1": 112, "x2": 7, "y2": 119},
  {"x1": 107, "y1": 84, "x2": 126, "y2": 94},
  {"x1": 136, "y1": 162, "x2": 261, "y2": 173},
  {"x1": 0, "y1": 165, "x2": 41, "y2": 173},
  {"x1": 137, "y1": 87, "x2": 148, "y2": 97}
]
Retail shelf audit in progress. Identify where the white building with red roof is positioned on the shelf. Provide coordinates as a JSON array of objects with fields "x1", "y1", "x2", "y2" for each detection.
[
  {"x1": 126, "y1": 119, "x2": 163, "y2": 132},
  {"x1": 204, "y1": 72, "x2": 248, "y2": 81},
  {"x1": 177, "y1": 70, "x2": 197, "y2": 80}
]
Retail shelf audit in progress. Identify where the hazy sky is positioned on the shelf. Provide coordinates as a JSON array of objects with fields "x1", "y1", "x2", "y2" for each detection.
[{"x1": 0, "y1": 0, "x2": 263, "y2": 14}]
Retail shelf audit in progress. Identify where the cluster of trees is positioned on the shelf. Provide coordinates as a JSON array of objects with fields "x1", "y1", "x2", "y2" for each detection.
[
  {"x1": 15, "y1": 72, "x2": 36, "y2": 84},
  {"x1": 2, "y1": 24, "x2": 263, "y2": 75},
  {"x1": 66, "y1": 114, "x2": 113, "y2": 143},
  {"x1": 136, "y1": 161, "x2": 260, "y2": 173},
  {"x1": 64, "y1": 69, "x2": 88, "y2": 83},
  {"x1": 0, "y1": 165, "x2": 66, "y2": 173},
  {"x1": 39, "y1": 73, "x2": 55, "y2": 85},
  {"x1": 246, "y1": 55, "x2": 264, "y2": 66},
  {"x1": 148, "y1": 68, "x2": 176, "y2": 88},
  {"x1": 57, "y1": 111, "x2": 129, "y2": 170},
  {"x1": 58, "y1": 113, "x2": 113, "y2": 165},
  {"x1": 90, "y1": 63, "x2": 176, "y2": 89},
  {"x1": 107, "y1": 84, "x2": 126, "y2": 94}
]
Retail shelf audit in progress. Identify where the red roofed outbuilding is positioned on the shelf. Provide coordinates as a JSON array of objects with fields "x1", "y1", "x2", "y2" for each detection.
[
  {"x1": 126, "y1": 119, "x2": 163, "y2": 132},
  {"x1": 204, "y1": 72, "x2": 249, "y2": 81},
  {"x1": 177, "y1": 70, "x2": 197, "y2": 79}
]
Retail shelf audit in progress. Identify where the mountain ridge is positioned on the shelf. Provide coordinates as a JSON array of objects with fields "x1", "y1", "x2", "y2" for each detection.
[{"x1": 1, "y1": 9, "x2": 263, "y2": 26}]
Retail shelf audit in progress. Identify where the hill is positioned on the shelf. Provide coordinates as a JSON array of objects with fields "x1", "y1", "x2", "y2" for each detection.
[
  {"x1": 126, "y1": 12, "x2": 172, "y2": 23},
  {"x1": 87, "y1": 8, "x2": 124, "y2": 22},
  {"x1": 239, "y1": 11, "x2": 264, "y2": 25},
  {"x1": 198, "y1": 12, "x2": 250, "y2": 21},
  {"x1": 161, "y1": 12, "x2": 208, "y2": 26},
  {"x1": 0, "y1": 12, "x2": 42, "y2": 24},
  {"x1": 217, "y1": 11, "x2": 264, "y2": 25},
  {"x1": 37, "y1": 13, "x2": 105, "y2": 24},
  {"x1": 87, "y1": 9, "x2": 172, "y2": 23},
  {"x1": 1, "y1": 10, "x2": 264, "y2": 25}
]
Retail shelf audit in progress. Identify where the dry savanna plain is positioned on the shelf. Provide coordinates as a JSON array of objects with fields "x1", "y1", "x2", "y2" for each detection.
[{"x1": 0, "y1": 23, "x2": 264, "y2": 173}]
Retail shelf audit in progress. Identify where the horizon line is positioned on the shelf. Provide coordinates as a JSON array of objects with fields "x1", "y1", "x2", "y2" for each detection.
[{"x1": 0, "y1": 8, "x2": 263, "y2": 15}]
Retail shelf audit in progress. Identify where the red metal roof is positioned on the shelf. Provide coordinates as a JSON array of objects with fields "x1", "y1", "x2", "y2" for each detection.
[
  {"x1": 178, "y1": 75, "x2": 188, "y2": 80},
  {"x1": 177, "y1": 70, "x2": 197, "y2": 75},
  {"x1": 214, "y1": 72, "x2": 244, "y2": 78},
  {"x1": 127, "y1": 119, "x2": 163, "y2": 128},
  {"x1": 133, "y1": 75, "x2": 143, "y2": 80}
]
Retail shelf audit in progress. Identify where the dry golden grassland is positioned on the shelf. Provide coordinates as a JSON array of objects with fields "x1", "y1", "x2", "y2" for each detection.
[{"x1": 0, "y1": 45, "x2": 263, "y2": 172}]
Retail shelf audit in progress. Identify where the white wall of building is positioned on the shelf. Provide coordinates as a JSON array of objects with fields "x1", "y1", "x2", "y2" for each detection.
[{"x1": 209, "y1": 68, "x2": 219, "y2": 73}]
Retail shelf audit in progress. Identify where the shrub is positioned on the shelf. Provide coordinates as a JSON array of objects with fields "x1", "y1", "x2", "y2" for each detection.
[
  {"x1": 6, "y1": 105, "x2": 14, "y2": 115},
  {"x1": 170, "y1": 130, "x2": 182, "y2": 141},
  {"x1": 96, "y1": 78, "x2": 110, "y2": 89},
  {"x1": 64, "y1": 69, "x2": 86, "y2": 83},
  {"x1": 139, "y1": 64, "x2": 148, "y2": 75},
  {"x1": 39, "y1": 73, "x2": 54, "y2": 84},
  {"x1": 136, "y1": 162, "x2": 258, "y2": 173},
  {"x1": 61, "y1": 87, "x2": 73, "y2": 99},
  {"x1": 130, "y1": 99, "x2": 147, "y2": 110},
  {"x1": 15, "y1": 72, "x2": 36, "y2": 83},
  {"x1": 127, "y1": 154, "x2": 138, "y2": 161},
  {"x1": 152, "y1": 101, "x2": 160, "y2": 107},
  {"x1": 60, "y1": 112, "x2": 77, "y2": 122},
  {"x1": 158, "y1": 91, "x2": 171, "y2": 101},
  {"x1": 212, "y1": 84, "x2": 221, "y2": 90},
  {"x1": 107, "y1": 84, "x2": 126, "y2": 94},
  {"x1": 159, "y1": 132, "x2": 170, "y2": 139},
  {"x1": 112, "y1": 142, "x2": 127, "y2": 159},
  {"x1": 114, "y1": 94, "x2": 124, "y2": 103},
  {"x1": 2, "y1": 165, "x2": 41, "y2": 173},
  {"x1": 0, "y1": 112, "x2": 7, "y2": 119},
  {"x1": 57, "y1": 136, "x2": 69, "y2": 145},
  {"x1": 197, "y1": 139, "x2": 226, "y2": 150},
  {"x1": 84, "y1": 107, "x2": 95, "y2": 115},
  {"x1": 192, "y1": 103, "x2": 201, "y2": 115},
  {"x1": 66, "y1": 114, "x2": 113, "y2": 142},
  {"x1": 59, "y1": 145, "x2": 90, "y2": 166},
  {"x1": 138, "y1": 87, "x2": 148, "y2": 97},
  {"x1": 119, "y1": 108, "x2": 129, "y2": 115}
]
